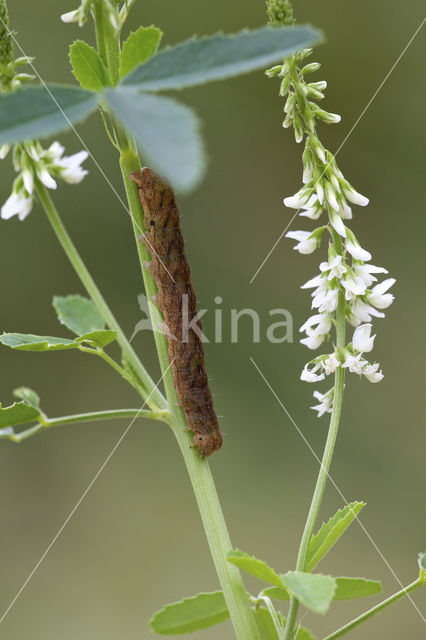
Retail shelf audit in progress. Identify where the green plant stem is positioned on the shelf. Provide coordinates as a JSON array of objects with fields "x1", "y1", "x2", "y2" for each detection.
[
  {"x1": 93, "y1": 10, "x2": 261, "y2": 637},
  {"x1": 284, "y1": 227, "x2": 346, "y2": 640},
  {"x1": 35, "y1": 180, "x2": 166, "y2": 412},
  {"x1": 93, "y1": 0, "x2": 120, "y2": 85},
  {"x1": 0, "y1": 407, "x2": 163, "y2": 442},
  {"x1": 322, "y1": 578, "x2": 425, "y2": 640}
]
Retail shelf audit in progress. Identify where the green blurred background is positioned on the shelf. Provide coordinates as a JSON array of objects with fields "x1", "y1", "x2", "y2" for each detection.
[{"x1": 0, "y1": 1, "x2": 424, "y2": 638}]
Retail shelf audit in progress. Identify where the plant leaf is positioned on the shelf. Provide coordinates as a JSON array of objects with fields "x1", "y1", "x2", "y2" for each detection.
[
  {"x1": 119, "y1": 26, "x2": 163, "y2": 79},
  {"x1": 53, "y1": 295, "x2": 106, "y2": 336},
  {"x1": 306, "y1": 502, "x2": 365, "y2": 572},
  {"x1": 150, "y1": 591, "x2": 229, "y2": 634},
  {"x1": 104, "y1": 88, "x2": 204, "y2": 192},
  {"x1": 227, "y1": 549, "x2": 284, "y2": 587},
  {"x1": 0, "y1": 333, "x2": 77, "y2": 351},
  {"x1": 122, "y1": 25, "x2": 321, "y2": 90},
  {"x1": 0, "y1": 401, "x2": 41, "y2": 429},
  {"x1": 254, "y1": 608, "x2": 316, "y2": 640},
  {"x1": 281, "y1": 571, "x2": 336, "y2": 615},
  {"x1": 13, "y1": 387, "x2": 40, "y2": 409},
  {"x1": 333, "y1": 577, "x2": 382, "y2": 600},
  {"x1": 76, "y1": 330, "x2": 117, "y2": 348},
  {"x1": 263, "y1": 577, "x2": 381, "y2": 602},
  {"x1": 69, "y1": 40, "x2": 111, "y2": 91},
  {"x1": 0, "y1": 84, "x2": 99, "y2": 145}
]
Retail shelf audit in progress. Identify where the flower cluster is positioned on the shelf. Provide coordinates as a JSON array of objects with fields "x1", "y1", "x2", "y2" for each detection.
[
  {"x1": 267, "y1": 48, "x2": 395, "y2": 417},
  {"x1": 61, "y1": 0, "x2": 134, "y2": 31},
  {"x1": 0, "y1": 0, "x2": 34, "y2": 91},
  {"x1": 1, "y1": 141, "x2": 89, "y2": 221}
]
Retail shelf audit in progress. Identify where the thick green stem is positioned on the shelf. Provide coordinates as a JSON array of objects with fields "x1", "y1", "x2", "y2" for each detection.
[
  {"x1": 322, "y1": 578, "x2": 425, "y2": 640},
  {"x1": 0, "y1": 408, "x2": 163, "y2": 443},
  {"x1": 35, "y1": 181, "x2": 167, "y2": 412},
  {"x1": 284, "y1": 228, "x2": 346, "y2": 640}
]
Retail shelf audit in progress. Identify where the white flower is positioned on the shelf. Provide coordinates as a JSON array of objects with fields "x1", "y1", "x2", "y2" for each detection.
[
  {"x1": 300, "y1": 313, "x2": 332, "y2": 336},
  {"x1": 339, "y1": 200, "x2": 353, "y2": 219},
  {"x1": 0, "y1": 144, "x2": 10, "y2": 159},
  {"x1": 301, "y1": 274, "x2": 324, "y2": 289},
  {"x1": 37, "y1": 166, "x2": 57, "y2": 189},
  {"x1": 311, "y1": 388, "x2": 333, "y2": 417},
  {"x1": 342, "y1": 353, "x2": 366, "y2": 375},
  {"x1": 363, "y1": 363, "x2": 384, "y2": 383},
  {"x1": 325, "y1": 182, "x2": 340, "y2": 212},
  {"x1": 345, "y1": 238, "x2": 371, "y2": 262},
  {"x1": 316, "y1": 181, "x2": 325, "y2": 205},
  {"x1": 348, "y1": 299, "x2": 385, "y2": 326},
  {"x1": 1, "y1": 191, "x2": 33, "y2": 221},
  {"x1": 300, "y1": 334, "x2": 327, "y2": 349},
  {"x1": 61, "y1": 9, "x2": 80, "y2": 23},
  {"x1": 312, "y1": 287, "x2": 339, "y2": 313},
  {"x1": 22, "y1": 169, "x2": 34, "y2": 195},
  {"x1": 56, "y1": 150, "x2": 89, "y2": 183},
  {"x1": 352, "y1": 323, "x2": 375, "y2": 353},
  {"x1": 286, "y1": 230, "x2": 317, "y2": 254},
  {"x1": 341, "y1": 275, "x2": 366, "y2": 301},
  {"x1": 366, "y1": 278, "x2": 396, "y2": 309},
  {"x1": 301, "y1": 363, "x2": 325, "y2": 382},
  {"x1": 330, "y1": 210, "x2": 346, "y2": 237},
  {"x1": 320, "y1": 255, "x2": 347, "y2": 280},
  {"x1": 341, "y1": 184, "x2": 369, "y2": 207},
  {"x1": 284, "y1": 185, "x2": 312, "y2": 209},
  {"x1": 353, "y1": 263, "x2": 388, "y2": 288},
  {"x1": 323, "y1": 352, "x2": 340, "y2": 375}
]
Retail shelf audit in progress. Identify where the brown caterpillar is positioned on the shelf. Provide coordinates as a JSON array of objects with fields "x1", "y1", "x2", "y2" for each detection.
[{"x1": 130, "y1": 168, "x2": 223, "y2": 457}]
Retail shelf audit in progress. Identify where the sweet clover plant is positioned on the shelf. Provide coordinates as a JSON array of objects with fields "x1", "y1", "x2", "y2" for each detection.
[{"x1": 0, "y1": 1, "x2": 423, "y2": 638}]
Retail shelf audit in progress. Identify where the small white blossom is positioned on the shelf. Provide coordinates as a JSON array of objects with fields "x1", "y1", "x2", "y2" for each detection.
[
  {"x1": 284, "y1": 185, "x2": 312, "y2": 209},
  {"x1": 363, "y1": 363, "x2": 384, "y2": 383},
  {"x1": 55, "y1": 150, "x2": 89, "y2": 183},
  {"x1": 311, "y1": 388, "x2": 334, "y2": 417},
  {"x1": 341, "y1": 183, "x2": 369, "y2": 207},
  {"x1": 301, "y1": 363, "x2": 325, "y2": 382},
  {"x1": 300, "y1": 313, "x2": 332, "y2": 336},
  {"x1": 0, "y1": 144, "x2": 10, "y2": 159},
  {"x1": 300, "y1": 334, "x2": 327, "y2": 349},
  {"x1": 353, "y1": 263, "x2": 388, "y2": 288},
  {"x1": 325, "y1": 181, "x2": 340, "y2": 212},
  {"x1": 60, "y1": 9, "x2": 80, "y2": 23},
  {"x1": 345, "y1": 238, "x2": 372, "y2": 262},
  {"x1": 320, "y1": 255, "x2": 347, "y2": 280},
  {"x1": 348, "y1": 299, "x2": 385, "y2": 326},
  {"x1": 366, "y1": 278, "x2": 396, "y2": 309},
  {"x1": 286, "y1": 230, "x2": 317, "y2": 254},
  {"x1": 1, "y1": 191, "x2": 33, "y2": 221},
  {"x1": 312, "y1": 287, "x2": 339, "y2": 313},
  {"x1": 341, "y1": 275, "x2": 366, "y2": 301},
  {"x1": 323, "y1": 352, "x2": 340, "y2": 375},
  {"x1": 330, "y1": 210, "x2": 346, "y2": 237},
  {"x1": 352, "y1": 323, "x2": 375, "y2": 353},
  {"x1": 342, "y1": 353, "x2": 365, "y2": 375}
]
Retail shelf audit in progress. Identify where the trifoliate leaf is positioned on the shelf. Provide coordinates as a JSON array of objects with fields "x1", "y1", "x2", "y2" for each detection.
[
  {"x1": 306, "y1": 501, "x2": 365, "y2": 572},
  {"x1": 227, "y1": 549, "x2": 284, "y2": 587},
  {"x1": 69, "y1": 40, "x2": 111, "y2": 91},
  {"x1": 119, "y1": 26, "x2": 163, "y2": 78},
  {"x1": 150, "y1": 591, "x2": 229, "y2": 634},
  {"x1": 53, "y1": 295, "x2": 105, "y2": 336},
  {"x1": 0, "y1": 333, "x2": 77, "y2": 351}
]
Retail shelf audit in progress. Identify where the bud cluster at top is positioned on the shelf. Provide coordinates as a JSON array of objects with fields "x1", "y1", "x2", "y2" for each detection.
[{"x1": 266, "y1": 47, "x2": 395, "y2": 418}]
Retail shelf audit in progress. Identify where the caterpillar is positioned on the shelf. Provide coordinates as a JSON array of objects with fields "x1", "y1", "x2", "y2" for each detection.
[{"x1": 130, "y1": 168, "x2": 223, "y2": 457}]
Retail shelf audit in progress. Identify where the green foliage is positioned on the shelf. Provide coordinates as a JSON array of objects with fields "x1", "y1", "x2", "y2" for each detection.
[
  {"x1": 227, "y1": 549, "x2": 286, "y2": 588},
  {"x1": 0, "y1": 84, "x2": 99, "y2": 145},
  {"x1": 119, "y1": 26, "x2": 163, "y2": 78},
  {"x1": 122, "y1": 25, "x2": 320, "y2": 90},
  {"x1": 53, "y1": 294, "x2": 106, "y2": 335},
  {"x1": 333, "y1": 577, "x2": 382, "y2": 600},
  {"x1": 262, "y1": 577, "x2": 381, "y2": 602},
  {"x1": 306, "y1": 502, "x2": 365, "y2": 572},
  {"x1": 281, "y1": 571, "x2": 336, "y2": 615},
  {"x1": 0, "y1": 400, "x2": 41, "y2": 430},
  {"x1": 69, "y1": 40, "x2": 111, "y2": 91},
  {"x1": 0, "y1": 330, "x2": 116, "y2": 351},
  {"x1": 254, "y1": 608, "x2": 315, "y2": 640},
  {"x1": 104, "y1": 88, "x2": 204, "y2": 192},
  {"x1": 13, "y1": 386, "x2": 40, "y2": 408},
  {"x1": 150, "y1": 591, "x2": 229, "y2": 634}
]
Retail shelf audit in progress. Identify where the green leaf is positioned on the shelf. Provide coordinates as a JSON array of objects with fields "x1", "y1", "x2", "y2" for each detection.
[
  {"x1": 333, "y1": 577, "x2": 382, "y2": 600},
  {"x1": 0, "y1": 84, "x2": 99, "y2": 145},
  {"x1": 262, "y1": 586, "x2": 290, "y2": 601},
  {"x1": 76, "y1": 330, "x2": 117, "y2": 348},
  {"x1": 70, "y1": 40, "x2": 111, "y2": 91},
  {"x1": 0, "y1": 401, "x2": 41, "y2": 429},
  {"x1": 227, "y1": 549, "x2": 285, "y2": 587},
  {"x1": 306, "y1": 502, "x2": 365, "y2": 572},
  {"x1": 263, "y1": 578, "x2": 381, "y2": 602},
  {"x1": 150, "y1": 591, "x2": 229, "y2": 634},
  {"x1": 254, "y1": 608, "x2": 316, "y2": 640},
  {"x1": 119, "y1": 26, "x2": 163, "y2": 78},
  {"x1": 281, "y1": 571, "x2": 336, "y2": 615},
  {"x1": 13, "y1": 387, "x2": 40, "y2": 409},
  {"x1": 53, "y1": 295, "x2": 106, "y2": 336},
  {"x1": 122, "y1": 25, "x2": 321, "y2": 90},
  {"x1": 104, "y1": 88, "x2": 204, "y2": 192},
  {"x1": 0, "y1": 333, "x2": 77, "y2": 351}
]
